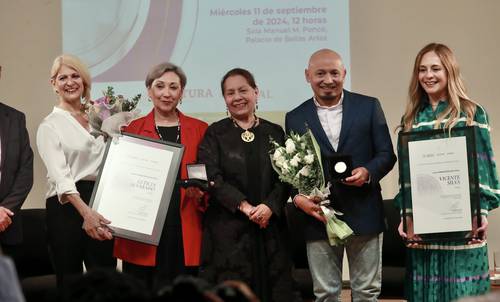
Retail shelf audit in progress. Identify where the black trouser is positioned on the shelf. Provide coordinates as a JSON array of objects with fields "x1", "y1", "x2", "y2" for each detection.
[
  {"x1": 122, "y1": 224, "x2": 198, "y2": 293},
  {"x1": 122, "y1": 261, "x2": 155, "y2": 290},
  {"x1": 46, "y1": 181, "x2": 116, "y2": 290}
]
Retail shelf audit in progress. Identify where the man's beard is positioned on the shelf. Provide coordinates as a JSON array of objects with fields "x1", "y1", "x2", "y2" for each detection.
[{"x1": 320, "y1": 93, "x2": 338, "y2": 101}]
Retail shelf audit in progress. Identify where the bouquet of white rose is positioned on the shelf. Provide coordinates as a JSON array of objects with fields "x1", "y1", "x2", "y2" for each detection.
[{"x1": 270, "y1": 129, "x2": 353, "y2": 246}]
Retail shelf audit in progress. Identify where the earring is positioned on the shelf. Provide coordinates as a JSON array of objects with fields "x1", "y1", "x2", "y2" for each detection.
[
  {"x1": 148, "y1": 98, "x2": 152, "y2": 102},
  {"x1": 226, "y1": 108, "x2": 229, "y2": 116},
  {"x1": 179, "y1": 99, "x2": 183, "y2": 105},
  {"x1": 256, "y1": 103, "x2": 259, "y2": 111}
]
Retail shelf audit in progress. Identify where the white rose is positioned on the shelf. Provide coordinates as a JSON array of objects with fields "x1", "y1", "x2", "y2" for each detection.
[
  {"x1": 273, "y1": 148, "x2": 283, "y2": 161},
  {"x1": 281, "y1": 161, "x2": 290, "y2": 172},
  {"x1": 290, "y1": 154, "x2": 301, "y2": 167},
  {"x1": 275, "y1": 155, "x2": 285, "y2": 167},
  {"x1": 299, "y1": 166, "x2": 310, "y2": 177},
  {"x1": 304, "y1": 154, "x2": 315, "y2": 164},
  {"x1": 285, "y1": 139, "x2": 296, "y2": 154}
]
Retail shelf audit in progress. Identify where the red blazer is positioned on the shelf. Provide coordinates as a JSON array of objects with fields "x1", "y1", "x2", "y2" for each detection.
[{"x1": 113, "y1": 110, "x2": 208, "y2": 266}]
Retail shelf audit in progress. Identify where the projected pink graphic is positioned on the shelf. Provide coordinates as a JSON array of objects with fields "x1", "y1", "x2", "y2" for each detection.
[
  {"x1": 93, "y1": 1, "x2": 183, "y2": 82},
  {"x1": 63, "y1": 0, "x2": 350, "y2": 115}
]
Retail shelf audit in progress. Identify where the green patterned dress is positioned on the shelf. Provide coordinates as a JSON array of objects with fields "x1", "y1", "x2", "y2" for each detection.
[{"x1": 394, "y1": 100, "x2": 500, "y2": 302}]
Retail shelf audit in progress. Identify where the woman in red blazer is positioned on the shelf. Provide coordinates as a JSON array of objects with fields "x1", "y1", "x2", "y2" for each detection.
[{"x1": 113, "y1": 62, "x2": 208, "y2": 289}]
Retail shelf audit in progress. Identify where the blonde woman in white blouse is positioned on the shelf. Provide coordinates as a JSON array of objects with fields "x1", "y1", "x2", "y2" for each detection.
[{"x1": 37, "y1": 54, "x2": 115, "y2": 289}]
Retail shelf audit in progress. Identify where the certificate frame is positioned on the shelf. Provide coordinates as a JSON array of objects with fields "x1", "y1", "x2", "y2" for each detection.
[
  {"x1": 89, "y1": 133, "x2": 184, "y2": 245},
  {"x1": 398, "y1": 126, "x2": 481, "y2": 243}
]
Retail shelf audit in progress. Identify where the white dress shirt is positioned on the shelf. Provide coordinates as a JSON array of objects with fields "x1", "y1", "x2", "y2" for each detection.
[
  {"x1": 314, "y1": 93, "x2": 344, "y2": 150},
  {"x1": 37, "y1": 107, "x2": 105, "y2": 202}
]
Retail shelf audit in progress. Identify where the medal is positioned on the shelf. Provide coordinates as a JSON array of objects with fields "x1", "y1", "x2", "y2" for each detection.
[
  {"x1": 241, "y1": 130, "x2": 255, "y2": 142},
  {"x1": 230, "y1": 114, "x2": 259, "y2": 143}
]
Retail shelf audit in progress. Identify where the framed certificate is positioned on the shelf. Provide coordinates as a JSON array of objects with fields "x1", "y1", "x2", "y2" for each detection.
[
  {"x1": 398, "y1": 126, "x2": 481, "y2": 243},
  {"x1": 89, "y1": 133, "x2": 184, "y2": 245}
]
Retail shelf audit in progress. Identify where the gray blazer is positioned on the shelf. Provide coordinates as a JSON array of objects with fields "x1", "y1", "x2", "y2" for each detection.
[{"x1": 0, "y1": 103, "x2": 33, "y2": 245}]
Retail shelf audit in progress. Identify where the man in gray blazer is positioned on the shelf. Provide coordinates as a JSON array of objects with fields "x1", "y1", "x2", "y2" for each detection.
[{"x1": 0, "y1": 65, "x2": 34, "y2": 252}]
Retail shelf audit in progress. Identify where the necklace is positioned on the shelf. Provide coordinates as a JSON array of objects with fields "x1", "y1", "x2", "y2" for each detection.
[
  {"x1": 155, "y1": 113, "x2": 180, "y2": 143},
  {"x1": 231, "y1": 115, "x2": 259, "y2": 143},
  {"x1": 59, "y1": 104, "x2": 87, "y2": 118},
  {"x1": 70, "y1": 110, "x2": 89, "y2": 121},
  {"x1": 58, "y1": 105, "x2": 90, "y2": 130}
]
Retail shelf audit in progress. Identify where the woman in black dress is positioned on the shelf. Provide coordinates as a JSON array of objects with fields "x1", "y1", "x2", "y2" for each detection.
[{"x1": 198, "y1": 68, "x2": 294, "y2": 302}]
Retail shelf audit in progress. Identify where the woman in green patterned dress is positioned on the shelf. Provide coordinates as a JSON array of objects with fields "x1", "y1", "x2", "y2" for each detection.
[{"x1": 394, "y1": 43, "x2": 500, "y2": 301}]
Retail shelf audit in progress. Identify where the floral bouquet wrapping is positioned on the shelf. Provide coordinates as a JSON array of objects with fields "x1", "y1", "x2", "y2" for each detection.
[
  {"x1": 85, "y1": 86, "x2": 142, "y2": 138},
  {"x1": 270, "y1": 129, "x2": 353, "y2": 246}
]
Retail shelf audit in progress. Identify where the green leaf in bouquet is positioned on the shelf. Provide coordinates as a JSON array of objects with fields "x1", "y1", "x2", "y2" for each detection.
[
  {"x1": 121, "y1": 93, "x2": 141, "y2": 112},
  {"x1": 306, "y1": 129, "x2": 325, "y2": 189},
  {"x1": 105, "y1": 86, "x2": 116, "y2": 105}
]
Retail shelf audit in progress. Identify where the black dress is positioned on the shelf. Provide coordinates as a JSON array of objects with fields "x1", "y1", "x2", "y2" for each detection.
[
  {"x1": 197, "y1": 118, "x2": 294, "y2": 302},
  {"x1": 123, "y1": 126, "x2": 195, "y2": 290},
  {"x1": 155, "y1": 126, "x2": 198, "y2": 286}
]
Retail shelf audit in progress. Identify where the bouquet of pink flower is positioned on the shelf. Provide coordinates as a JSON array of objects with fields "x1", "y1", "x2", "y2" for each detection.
[{"x1": 86, "y1": 86, "x2": 141, "y2": 137}]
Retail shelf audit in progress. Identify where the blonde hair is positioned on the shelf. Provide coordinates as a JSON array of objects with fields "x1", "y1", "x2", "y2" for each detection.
[
  {"x1": 400, "y1": 43, "x2": 478, "y2": 132},
  {"x1": 50, "y1": 54, "x2": 92, "y2": 103}
]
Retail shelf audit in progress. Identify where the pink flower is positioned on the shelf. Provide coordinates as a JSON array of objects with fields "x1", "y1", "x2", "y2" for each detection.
[
  {"x1": 93, "y1": 96, "x2": 108, "y2": 105},
  {"x1": 92, "y1": 97, "x2": 114, "y2": 120}
]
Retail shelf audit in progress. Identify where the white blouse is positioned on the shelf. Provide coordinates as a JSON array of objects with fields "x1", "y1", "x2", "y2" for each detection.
[{"x1": 37, "y1": 107, "x2": 105, "y2": 202}]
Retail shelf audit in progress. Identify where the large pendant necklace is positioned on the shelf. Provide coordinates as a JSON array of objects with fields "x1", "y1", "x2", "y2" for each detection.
[
  {"x1": 241, "y1": 129, "x2": 255, "y2": 143},
  {"x1": 155, "y1": 112, "x2": 180, "y2": 143},
  {"x1": 231, "y1": 115, "x2": 258, "y2": 143}
]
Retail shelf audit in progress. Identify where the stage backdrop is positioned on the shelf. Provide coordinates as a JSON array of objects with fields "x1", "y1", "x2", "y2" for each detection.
[{"x1": 62, "y1": 0, "x2": 350, "y2": 124}]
